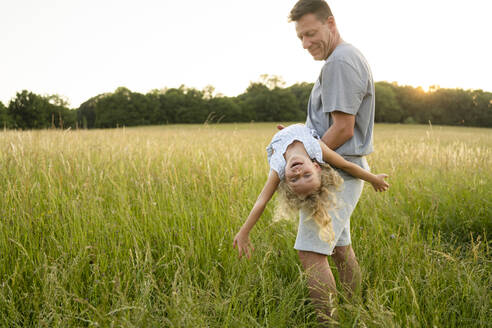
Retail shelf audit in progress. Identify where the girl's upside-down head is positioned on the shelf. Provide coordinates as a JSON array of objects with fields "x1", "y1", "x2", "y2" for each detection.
[{"x1": 276, "y1": 161, "x2": 343, "y2": 244}]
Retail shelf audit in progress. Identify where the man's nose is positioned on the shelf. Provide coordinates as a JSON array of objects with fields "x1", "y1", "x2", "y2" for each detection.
[{"x1": 302, "y1": 37, "x2": 311, "y2": 49}]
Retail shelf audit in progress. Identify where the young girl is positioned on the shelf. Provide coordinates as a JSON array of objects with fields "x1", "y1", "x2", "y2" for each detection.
[{"x1": 233, "y1": 123, "x2": 388, "y2": 259}]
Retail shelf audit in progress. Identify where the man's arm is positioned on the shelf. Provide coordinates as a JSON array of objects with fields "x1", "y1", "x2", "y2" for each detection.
[{"x1": 321, "y1": 111, "x2": 355, "y2": 150}]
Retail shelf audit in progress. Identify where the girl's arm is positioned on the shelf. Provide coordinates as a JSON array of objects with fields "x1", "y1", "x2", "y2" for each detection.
[
  {"x1": 233, "y1": 170, "x2": 280, "y2": 259},
  {"x1": 319, "y1": 141, "x2": 389, "y2": 192}
]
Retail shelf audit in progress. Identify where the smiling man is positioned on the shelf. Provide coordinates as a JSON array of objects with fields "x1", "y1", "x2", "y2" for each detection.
[{"x1": 288, "y1": 0, "x2": 375, "y2": 322}]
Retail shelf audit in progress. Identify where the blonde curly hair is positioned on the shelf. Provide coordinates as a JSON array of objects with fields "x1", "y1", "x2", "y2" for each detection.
[{"x1": 275, "y1": 161, "x2": 343, "y2": 244}]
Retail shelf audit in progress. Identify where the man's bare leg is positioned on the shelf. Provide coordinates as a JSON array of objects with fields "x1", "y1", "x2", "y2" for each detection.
[
  {"x1": 298, "y1": 250, "x2": 337, "y2": 323},
  {"x1": 331, "y1": 245, "x2": 361, "y2": 297}
]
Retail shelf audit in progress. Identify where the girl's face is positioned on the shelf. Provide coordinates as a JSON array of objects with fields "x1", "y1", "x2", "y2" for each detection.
[{"x1": 284, "y1": 156, "x2": 322, "y2": 197}]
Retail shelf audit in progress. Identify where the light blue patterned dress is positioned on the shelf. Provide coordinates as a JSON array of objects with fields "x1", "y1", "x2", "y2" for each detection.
[{"x1": 266, "y1": 124, "x2": 324, "y2": 180}]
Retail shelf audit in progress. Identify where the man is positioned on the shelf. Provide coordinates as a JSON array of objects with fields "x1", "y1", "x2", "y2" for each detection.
[{"x1": 288, "y1": 0, "x2": 376, "y2": 321}]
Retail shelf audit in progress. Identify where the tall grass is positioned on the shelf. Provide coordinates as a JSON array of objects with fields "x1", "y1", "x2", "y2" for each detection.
[{"x1": 0, "y1": 123, "x2": 490, "y2": 327}]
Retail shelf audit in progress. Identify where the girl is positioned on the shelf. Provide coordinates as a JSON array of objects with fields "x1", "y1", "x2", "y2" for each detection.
[{"x1": 233, "y1": 123, "x2": 388, "y2": 258}]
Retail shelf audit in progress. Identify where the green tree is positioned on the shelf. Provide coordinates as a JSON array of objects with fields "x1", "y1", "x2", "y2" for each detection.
[
  {"x1": 7, "y1": 90, "x2": 52, "y2": 129},
  {"x1": 258, "y1": 74, "x2": 286, "y2": 90},
  {"x1": 175, "y1": 87, "x2": 207, "y2": 123},
  {"x1": 287, "y1": 82, "x2": 313, "y2": 116},
  {"x1": 146, "y1": 89, "x2": 169, "y2": 124},
  {"x1": 207, "y1": 96, "x2": 243, "y2": 123},
  {"x1": 158, "y1": 86, "x2": 209, "y2": 124},
  {"x1": 78, "y1": 94, "x2": 106, "y2": 129},
  {"x1": 392, "y1": 84, "x2": 428, "y2": 123},
  {"x1": 6, "y1": 91, "x2": 75, "y2": 129},
  {"x1": 468, "y1": 90, "x2": 492, "y2": 126},
  {"x1": 374, "y1": 82, "x2": 403, "y2": 122},
  {"x1": 0, "y1": 101, "x2": 11, "y2": 128},
  {"x1": 91, "y1": 87, "x2": 158, "y2": 128},
  {"x1": 46, "y1": 94, "x2": 76, "y2": 128},
  {"x1": 427, "y1": 88, "x2": 480, "y2": 126},
  {"x1": 238, "y1": 82, "x2": 302, "y2": 122}
]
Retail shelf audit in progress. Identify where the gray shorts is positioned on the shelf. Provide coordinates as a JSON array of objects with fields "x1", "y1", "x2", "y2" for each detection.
[{"x1": 294, "y1": 157, "x2": 368, "y2": 256}]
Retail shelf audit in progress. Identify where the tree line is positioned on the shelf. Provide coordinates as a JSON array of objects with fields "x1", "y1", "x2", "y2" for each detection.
[{"x1": 1, "y1": 75, "x2": 491, "y2": 129}]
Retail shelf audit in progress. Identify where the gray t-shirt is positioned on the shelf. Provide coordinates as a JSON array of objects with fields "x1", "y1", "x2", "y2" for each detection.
[{"x1": 305, "y1": 42, "x2": 374, "y2": 157}]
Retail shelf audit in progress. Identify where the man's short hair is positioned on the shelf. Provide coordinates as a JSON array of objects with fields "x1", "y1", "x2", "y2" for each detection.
[{"x1": 288, "y1": 0, "x2": 333, "y2": 22}]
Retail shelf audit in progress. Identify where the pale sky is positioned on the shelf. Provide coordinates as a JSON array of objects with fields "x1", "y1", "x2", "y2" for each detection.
[{"x1": 1, "y1": 0, "x2": 491, "y2": 108}]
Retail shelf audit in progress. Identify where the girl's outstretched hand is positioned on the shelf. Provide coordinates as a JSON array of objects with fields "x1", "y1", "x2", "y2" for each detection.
[
  {"x1": 371, "y1": 174, "x2": 389, "y2": 192},
  {"x1": 233, "y1": 230, "x2": 254, "y2": 259}
]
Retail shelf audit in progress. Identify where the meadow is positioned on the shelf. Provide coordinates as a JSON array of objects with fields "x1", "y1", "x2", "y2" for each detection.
[{"x1": 0, "y1": 123, "x2": 490, "y2": 327}]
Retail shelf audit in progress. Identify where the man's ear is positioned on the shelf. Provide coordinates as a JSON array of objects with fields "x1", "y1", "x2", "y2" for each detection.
[{"x1": 326, "y1": 16, "x2": 336, "y2": 29}]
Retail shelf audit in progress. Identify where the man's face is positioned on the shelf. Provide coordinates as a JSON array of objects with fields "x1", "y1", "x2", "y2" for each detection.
[{"x1": 295, "y1": 13, "x2": 333, "y2": 61}]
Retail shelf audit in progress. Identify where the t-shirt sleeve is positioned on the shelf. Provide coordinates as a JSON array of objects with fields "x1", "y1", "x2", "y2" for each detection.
[
  {"x1": 304, "y1": 135, "x2": 324, "y2": 164},
  {"x1": 269, "y1": 154, "x2": 285, "y2": 180},
  {"x1": 320, "y1": 60, "x2": 365, "y2": 115}
]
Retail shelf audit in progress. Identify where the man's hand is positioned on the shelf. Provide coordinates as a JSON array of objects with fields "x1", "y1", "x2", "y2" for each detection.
[
  {"x1": 233, "y1": 230, "x2": 254, "y2": 259},
  {"x1": 277, "y1": 124, "x2": 285, "y2": 130},
  {"x1": 371, "y1": 174, "x2": 389, "y2": 192}
]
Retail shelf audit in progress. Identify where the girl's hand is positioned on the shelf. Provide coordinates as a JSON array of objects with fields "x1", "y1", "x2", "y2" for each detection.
[
  {"x1": 233, "y1": 230, "x2": 254, "y2": 259},
  {"x1": 371, "y1": 174, "x2": 389, "y2": 192}
]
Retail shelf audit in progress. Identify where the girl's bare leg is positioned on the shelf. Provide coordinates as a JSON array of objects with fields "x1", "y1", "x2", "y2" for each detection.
[{"x1": 298, "y1": 250, "x2": 337, "y2": 324}]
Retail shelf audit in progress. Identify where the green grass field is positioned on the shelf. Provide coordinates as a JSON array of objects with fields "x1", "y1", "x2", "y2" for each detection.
[{"x1": 0, "y1": 123, "x2": 491, "y2": 327}]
